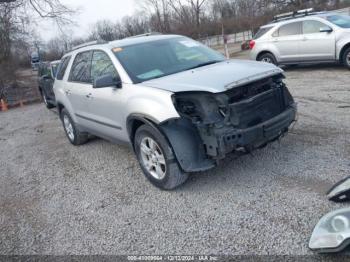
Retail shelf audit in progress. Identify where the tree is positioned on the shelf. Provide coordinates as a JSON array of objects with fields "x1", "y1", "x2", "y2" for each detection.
[{"x1": 0, "y1": 0, "x2": 74, "y2": 101}]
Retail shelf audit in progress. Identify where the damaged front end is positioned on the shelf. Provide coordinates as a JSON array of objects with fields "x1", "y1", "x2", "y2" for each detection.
[{"x1": 172, "y1": 73, "x2": 297, "y2": 161}]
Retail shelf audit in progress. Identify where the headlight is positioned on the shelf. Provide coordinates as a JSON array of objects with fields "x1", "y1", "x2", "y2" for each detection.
[
  {"x1": 309, "y1": 208, "x2": 350, "y2": 253},
  {"x1": 172, "y1": 93, "x2": 225, "y2": 123},
  {"x1": 327, "y1": 176, "x2": 350, "y2": 202}
]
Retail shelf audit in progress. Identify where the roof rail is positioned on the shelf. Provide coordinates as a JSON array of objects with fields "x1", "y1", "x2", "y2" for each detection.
[
  {"x1": 71, "y1": 40, "x2": 108, "y2": 51},
  {"x1": 125, "y1": 32, "x2": 162, "y2": 39},
  {"x1": 272, "y1": 8, "x2": 316, "y2": 22}
]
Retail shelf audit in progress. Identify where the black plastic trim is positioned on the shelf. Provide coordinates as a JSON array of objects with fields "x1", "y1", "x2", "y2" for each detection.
[{"x1": 75, "y1": 114, "x2": 122, "y2": 130}]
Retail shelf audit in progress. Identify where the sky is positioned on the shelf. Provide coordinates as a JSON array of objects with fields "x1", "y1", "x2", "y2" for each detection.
[{"x1": 39, "y1": 0, "x2": 137, "y2": 41}]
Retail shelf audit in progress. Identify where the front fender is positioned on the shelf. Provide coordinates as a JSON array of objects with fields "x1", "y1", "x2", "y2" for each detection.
[{"x1": 159, "y1": 118, "x2": 215, "y2": 173}]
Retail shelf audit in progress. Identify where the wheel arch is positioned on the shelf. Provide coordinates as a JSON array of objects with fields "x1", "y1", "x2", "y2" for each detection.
[
  {"x1": 57, "y1": 102, "x2": 65, "y2": 118},
  {"x1": 257, "y1": 50, "x2": 275, "y2": 60},
  {"x1": 339, "y1": 43, "x2": 350, "y2": 63},
  {"x1": 127, "y1": 114, "x2": 215, "y2": 173}
]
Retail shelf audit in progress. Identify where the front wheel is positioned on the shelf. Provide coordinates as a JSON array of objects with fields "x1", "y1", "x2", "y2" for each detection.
[
  {"x1": 134, "y1": 125, "x2": 188, "y2": 190},
  {"x1": 258, "y1": 53, "x2": 278, "y2": 65},
  {"x1": 342, "y1": 47, "x2": 350, "y2": 69}
]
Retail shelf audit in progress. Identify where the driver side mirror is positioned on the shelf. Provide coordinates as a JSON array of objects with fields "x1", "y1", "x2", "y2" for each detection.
[
  {"x1": 320, "y1": 26, "x2": 333, "y2": 33},
  {"x1": 93, "y1": 74, "x2": 122, "y2": 89}
]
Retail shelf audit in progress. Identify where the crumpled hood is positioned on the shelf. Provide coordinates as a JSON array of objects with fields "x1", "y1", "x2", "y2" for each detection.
[{"x1": 141, "y1": 59, "x2": 283, "y2": 93}]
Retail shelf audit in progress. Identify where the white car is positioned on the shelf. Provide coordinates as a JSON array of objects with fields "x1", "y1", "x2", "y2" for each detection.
[{"x1": 250, "y1": 9, "x2": 350, "y2": 69}]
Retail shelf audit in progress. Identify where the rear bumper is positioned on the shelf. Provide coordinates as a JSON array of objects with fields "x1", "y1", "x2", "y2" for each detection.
[{"x1": 203, "y1": 104, "x2": 297, "y2": 158}]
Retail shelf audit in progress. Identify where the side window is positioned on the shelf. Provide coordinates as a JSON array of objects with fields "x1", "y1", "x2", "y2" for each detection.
[
  {"x1": 277, "y1": 22, "x2": 302, "y2": 37},
  {"x1": 69, "y1": 51, "x2": 93, "y2": 83},
  {"x1": 56, "y1": 56, "x2": 71, "y2": 80},
  {"x1": 303, "y1": 20, "x2": 328, "y2": 34},
  {"x1": 91, "y1": 50, "x2": 119, "y2": 81}
]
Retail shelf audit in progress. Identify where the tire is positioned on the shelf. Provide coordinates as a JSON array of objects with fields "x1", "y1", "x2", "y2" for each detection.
[
  {"x1": 41, "y1": 90, "x2": 55, "y2": 109},
  {"x1": 342, "y1": 47, "x2": 350, "y2": 70},
  {"x1": 258, "y1": 53, "x2": 278, "y2": 65},
  {"x1": 60, "y1": 108, "x2": 88, "y2": 145},
  {"x1": 134, "y1": 124, "x2": 188, "y2": 190}
]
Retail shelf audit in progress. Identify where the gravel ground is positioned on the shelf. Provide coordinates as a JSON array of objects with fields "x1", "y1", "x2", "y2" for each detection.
[{"x1": 0, "y1": 60, "x2": 349, "y2": 256}]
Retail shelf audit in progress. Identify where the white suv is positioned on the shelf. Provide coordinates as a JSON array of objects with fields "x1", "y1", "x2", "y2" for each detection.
[
  {"x1": 250, "y1": 9, "x2": 350, "y2": 69},
  {"x1": 54, "y1": 34, "x2": 297, "y2": 189}
]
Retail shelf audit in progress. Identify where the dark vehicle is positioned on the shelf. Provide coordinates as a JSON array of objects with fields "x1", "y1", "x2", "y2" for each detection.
[{"x1": 38, "y1": 60, "x2": 60, "y2": 109}]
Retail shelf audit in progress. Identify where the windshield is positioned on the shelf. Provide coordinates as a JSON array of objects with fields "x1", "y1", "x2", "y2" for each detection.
[
  {"x1": 326, "y1": 15, "x2": 350, "y2": 28},
  {"x1": 113, "y1": 37, "x2": 225, "y2": 83}
]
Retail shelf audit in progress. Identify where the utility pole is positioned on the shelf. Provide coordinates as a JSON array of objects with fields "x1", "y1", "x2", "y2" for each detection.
[{"x1": 222, "y1": 23, "x2": 229, "y2": 59}]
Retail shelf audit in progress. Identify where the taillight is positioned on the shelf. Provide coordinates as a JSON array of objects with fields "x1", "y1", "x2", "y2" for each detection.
[{"x1": 249, "y1": 40, "x2": 255, "y2": 49}]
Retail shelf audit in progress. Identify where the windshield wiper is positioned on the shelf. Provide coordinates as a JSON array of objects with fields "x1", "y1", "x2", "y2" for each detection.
[{"x1": 186, "y1": 60, "x2": 222, "y2": 71}]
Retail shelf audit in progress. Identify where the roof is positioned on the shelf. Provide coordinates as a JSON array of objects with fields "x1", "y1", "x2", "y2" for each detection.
[
  {"x1": 261, "y1": 11, "x2": 335, "y2": 28},
  {"x1": 107, "y1": 34, "x2": 183, "y2": 48},
  {"x1": 63, "y1": 34, "x2": 184, "y2": 57}
]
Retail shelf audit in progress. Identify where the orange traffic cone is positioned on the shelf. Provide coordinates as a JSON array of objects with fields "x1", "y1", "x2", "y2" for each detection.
[{"x1": 0, "y1": 99, "x2": 8, "y2": 111}]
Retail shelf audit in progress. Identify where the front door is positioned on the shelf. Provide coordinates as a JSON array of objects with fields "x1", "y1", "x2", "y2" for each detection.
[
  {"x1": 85, "y1": 50, "x2": 125, "y2": 140},
  {"x1": 299, "y1": 20, "x2": 336, "y2": 61}
]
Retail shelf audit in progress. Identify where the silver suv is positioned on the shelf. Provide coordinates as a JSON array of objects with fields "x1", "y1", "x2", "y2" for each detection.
[
  {"x1": 250, "y1": 9, "x2": 350, "y2": 69},
  {"x1": 54, "y1": 34, "x2": 297, "y2": 189}
]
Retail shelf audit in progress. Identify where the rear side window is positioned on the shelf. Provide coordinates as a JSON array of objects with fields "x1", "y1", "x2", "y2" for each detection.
[
  {"x1": 56, "y1": 57, "x2": 71, "y2": 80},
  {"x1": 69, "y1": 51, "x2": 93, "y2": 83},
  {"x1": 254, "y1": 27, "x2": 273, "y2": 39},
  {"x1": 275, "y1": 22, "x2": 302, "y2": 37}
]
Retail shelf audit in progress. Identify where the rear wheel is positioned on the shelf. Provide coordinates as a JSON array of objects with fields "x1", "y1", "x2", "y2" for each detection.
[
  {"x1": 258, "y1": 53, "x2": 277, "y2": 65},
  {"x1": 342, "y1": 47, "x2": 350, "y2": 69},
  {"x1": 60, "y1": 108, "x2": 88, "y2": 145},
  {"x1": 134, "y1": 124, "x2": 188, "y2": 190}
]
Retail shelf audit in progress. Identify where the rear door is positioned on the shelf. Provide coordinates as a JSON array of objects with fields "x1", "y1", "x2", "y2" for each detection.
[
  {"x1": 299, "y1": 20, "x2": 336, "y2": 61},
  {"x1": 66, "y1": 51, "x2": 94, "y2": 127},
  {"x1": 272, "y1": 21, "x2": 302, "y2": 62}
]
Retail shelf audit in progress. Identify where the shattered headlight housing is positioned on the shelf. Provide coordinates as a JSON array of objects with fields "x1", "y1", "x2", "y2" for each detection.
[
  {"x1": 309, "y1": 208, "x2": 350, "y2": 253},
  {"x1": 172, "y1": 92, "x2": 226, "y2": 124}
]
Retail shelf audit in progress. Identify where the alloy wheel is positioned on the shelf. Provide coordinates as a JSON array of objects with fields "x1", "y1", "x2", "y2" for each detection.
[
  {"x1": 262, "y1": 57, "x2": 272, "y2": 63},
  {"x1": 63, "y1": 115, "x2": 75, "y2": 141},
  {"x1": 140, "y1": 137, "x2": 167, "y2": 180}
]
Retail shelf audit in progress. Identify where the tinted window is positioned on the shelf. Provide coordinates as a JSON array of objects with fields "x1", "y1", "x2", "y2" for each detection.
[
  {"x1": 277, "y1": 22, "x2": 302, "y2": 37},
  {"x1": 113, "y1": 37, "x2": 225, "y2": 83},
  {"x1": 254, "y1": 27, "x2": 273, "y2": 39},
  {"x1": 91, "y1": 51, "x2": 119, "y2": 81},
  {"x1": 51, "y1": 63, "x2": 60, "y2": 78},
  {"x1": 303, "y1": 20, "x2": 328, "y2": 34},
  {"x1": 69, "y1": 51, "x2": 93, "y2": 83},
  {"x1": 56, "y1": 56, "x2": 71, "y2": 80},
  {"x1": 327, "y1": 15, "x2": 350, "y2": 28}
]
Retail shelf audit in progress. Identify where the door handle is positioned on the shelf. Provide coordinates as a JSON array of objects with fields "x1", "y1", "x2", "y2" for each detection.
[{"x1": 86, "y1": 93, "x2": 93, "y2": 99}]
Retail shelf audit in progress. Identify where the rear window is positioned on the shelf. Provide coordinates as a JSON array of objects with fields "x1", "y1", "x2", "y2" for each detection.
[
  {"x1": 254, "y1": 27, "x2": 273, "y2": 39},
  {"x1": 274, "y1": 22, "x2": 302, "y2": 37},
  {"x1": 56, "y1": 56, "x2": 71, "y2": 80}
]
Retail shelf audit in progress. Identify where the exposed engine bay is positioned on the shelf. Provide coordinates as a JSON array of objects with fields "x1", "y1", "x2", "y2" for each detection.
[{"x1": 172, "y1": 73, "x2": 297, "y2": 159}]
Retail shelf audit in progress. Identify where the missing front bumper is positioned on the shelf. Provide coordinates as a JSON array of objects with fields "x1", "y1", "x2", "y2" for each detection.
[{"x1": 200, "y1": 105, "x2": 297, "y2": 159}]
